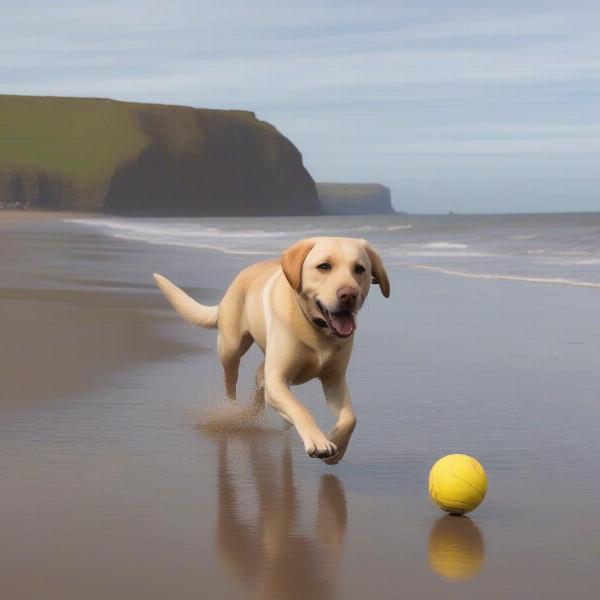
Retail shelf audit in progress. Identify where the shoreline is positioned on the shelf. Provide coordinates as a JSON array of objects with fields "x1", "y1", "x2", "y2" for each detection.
[
  {"x1": 0, "y1": 209, "x2": 97, "y2": 225},
  {"x1": 65, "y1": 212, "x2": 600, "y2": 291}
]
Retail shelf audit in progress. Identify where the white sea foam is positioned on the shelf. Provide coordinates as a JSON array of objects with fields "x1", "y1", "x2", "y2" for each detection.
[
  {"x1": 68, "y1": 218, "x2": 289, "y2": 239},
  {"x1": 67, "y1": 218, "x2": 279, "y2": 256},
  {"x1": 67, "y1": 218, "x2": 392, "y2": 243},
  {"x1": 67, "y1": 217, "x2": 403, "y2": 255},
  {"x1": 404, "y1": 251, "x2": 490, "y2": 258},
  {"x1": 422, "y1": 242, "x2": 468, "y2": 249},
  {"x1": 389, "y1": 240, "x2": 487, "y2": 258},
  {"x1": 351, "y1": 225, "x2": 378, "y2": 232},
  {"x1": 404, "y1": 264, "x2": 600, "y2": 289},
  {"x1": 110, "y1": 232, "x2": 277, "y2": 256},
  {"x1": 526, "y1": 248, "x2": 584, "y2": 257},
  {"x1": 387, "y1": 225, "x2": 413, "y2": 231}
]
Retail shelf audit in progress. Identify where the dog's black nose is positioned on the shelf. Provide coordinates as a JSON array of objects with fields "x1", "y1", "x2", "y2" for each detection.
[{"x1": 337, "y1": 286, "x2": 359, "y2": 307}]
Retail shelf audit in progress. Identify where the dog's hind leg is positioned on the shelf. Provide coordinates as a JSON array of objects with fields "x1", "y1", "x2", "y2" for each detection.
[
  {"x1": 250, "y1": 360, "x2": 266, "y2": 413},
  {"x1": 254, "y1": 360, "x2": 265, "y2": 394},
  {"x1": 218, "y1": 332, "x2": 253, "y2": 400}
]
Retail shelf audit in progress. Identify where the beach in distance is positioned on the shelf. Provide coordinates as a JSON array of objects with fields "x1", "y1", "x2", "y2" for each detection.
[{"x1": 1, "y1": 212, "x2": 599, "y2": 599}]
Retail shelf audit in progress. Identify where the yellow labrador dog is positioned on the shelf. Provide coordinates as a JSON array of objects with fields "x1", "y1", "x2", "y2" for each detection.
[{"x1": 153, "y1": 237, "x2": 389, "y2": 463}]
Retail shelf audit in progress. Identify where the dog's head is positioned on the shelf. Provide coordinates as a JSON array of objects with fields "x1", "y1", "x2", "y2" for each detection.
[{"x1": 281, "y1": 237, "x2": 390, "y2": 339}]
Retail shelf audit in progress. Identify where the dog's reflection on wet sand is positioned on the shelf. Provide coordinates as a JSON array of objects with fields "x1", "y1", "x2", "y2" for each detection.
[{"x1": 214, "y1": 431, "x2": 347, "y2": 600}]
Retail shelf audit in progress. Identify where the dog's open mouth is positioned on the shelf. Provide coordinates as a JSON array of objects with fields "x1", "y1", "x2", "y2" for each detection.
[{"x1": 315, "y1": 300, "x2": 356, "y2": 338}]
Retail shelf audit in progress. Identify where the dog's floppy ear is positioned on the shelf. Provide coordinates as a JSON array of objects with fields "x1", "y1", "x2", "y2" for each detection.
[
  {"x1": 281, "y1": 238, "x2": 317, "y2": 291},
  {"x1": 363, "y1": 242, "x2": 390, "y2": 298}
]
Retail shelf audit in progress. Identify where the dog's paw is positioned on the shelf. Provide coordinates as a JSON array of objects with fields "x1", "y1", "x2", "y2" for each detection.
[{"x1": 302, "y1": 429, "x2": 338, "y2": 459}]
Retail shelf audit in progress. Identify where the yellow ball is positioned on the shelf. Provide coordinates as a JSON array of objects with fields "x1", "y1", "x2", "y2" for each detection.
[{"x1": 429, "y1": 454, "x2": 487, "y2": 515}]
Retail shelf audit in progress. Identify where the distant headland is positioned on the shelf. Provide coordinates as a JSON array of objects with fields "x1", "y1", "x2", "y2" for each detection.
[
  {"x1": 0, "y1": 95, "x2": 395, "y2": 216},
  {"x1": 316, "y1": 183, "x2": 396, "y2": 215}
]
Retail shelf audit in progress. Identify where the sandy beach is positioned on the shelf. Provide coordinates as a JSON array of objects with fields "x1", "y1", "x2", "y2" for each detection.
[
  {"x1": 1, "y1": 215, "x2": 599, "y2": 599},
  {"x1": 0, "y1": 210, "x2": 97, "y2": 223}
]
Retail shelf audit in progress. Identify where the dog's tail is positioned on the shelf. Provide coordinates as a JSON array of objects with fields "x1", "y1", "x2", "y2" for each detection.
[{"x1": 153, "y1": 273, "x2": 219, "y2": 329}]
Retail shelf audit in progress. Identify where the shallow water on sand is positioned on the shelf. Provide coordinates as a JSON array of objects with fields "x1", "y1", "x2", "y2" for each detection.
[{"x1": 1, "y1": 218, "x2": 599, "y2": 599}]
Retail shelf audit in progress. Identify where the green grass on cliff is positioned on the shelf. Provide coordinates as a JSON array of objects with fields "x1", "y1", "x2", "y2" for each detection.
[
  {"x1": 0, "y1": 94, "x2": 313, "y2": 213},
  {"x1": 316, "y1": 183, "x2": 386, "y2": 198},
  {"x1": 0, "y1": 95, "x2": 147, "y2": 186},
  {"x1": 0, "y1": 95, "x2": 282, "y2": 187}
]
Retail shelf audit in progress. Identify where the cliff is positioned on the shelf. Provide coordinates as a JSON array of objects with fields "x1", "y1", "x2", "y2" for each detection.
[
  {"x1": 0, "y1": 95, "x2": 320, "y2": 216},
  {"x1": 317, "y1": 183, "x2": 395, "y2": 214}
]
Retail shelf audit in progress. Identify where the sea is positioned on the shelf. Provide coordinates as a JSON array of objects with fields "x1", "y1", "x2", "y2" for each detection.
[{"x1": 70, "y1": 212, "x2": 600, "y2": 288}]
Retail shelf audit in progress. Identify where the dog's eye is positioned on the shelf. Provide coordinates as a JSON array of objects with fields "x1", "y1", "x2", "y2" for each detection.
[
  {"x1": 354, "y1": 264, "x2": 366, "y2": 274},
  {"x1": 316, "y1": 263, "x2": 331, "y2": 271}
]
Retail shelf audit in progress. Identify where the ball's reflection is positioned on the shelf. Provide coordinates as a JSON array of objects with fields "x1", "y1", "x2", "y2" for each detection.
[{"x1": 428, "y1": 515, "x2": 485, "y2": 580}]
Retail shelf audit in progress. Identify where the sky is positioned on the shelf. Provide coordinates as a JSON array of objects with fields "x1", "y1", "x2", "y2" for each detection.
[{"x1": 1, "y1": 0, "x2": 599, "y2": 213}]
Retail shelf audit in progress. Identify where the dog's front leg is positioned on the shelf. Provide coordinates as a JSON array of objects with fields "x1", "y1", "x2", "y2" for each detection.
[
  {"x1": 264, "y1": 374, "x2": 337, "y2": 459},
  {"x1": 320, "y1": 376, "x2": 356, "y2": 465}
]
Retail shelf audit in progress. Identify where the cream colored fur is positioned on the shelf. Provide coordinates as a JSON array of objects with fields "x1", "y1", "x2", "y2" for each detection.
[{"x1": 154, "y1": 236, "x2": 389, "y2": 463}]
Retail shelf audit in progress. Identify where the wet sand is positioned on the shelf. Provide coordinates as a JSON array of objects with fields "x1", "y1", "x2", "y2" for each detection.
[
  {"x1": 0, "y1": 209, "x2": 97, "y2": 223},
  {"x1": 1, "y1": 218, "x2": 599, "y2": 599},
  {"x1": 0, "y1": 216, "x2": 195, "y2": 410}
]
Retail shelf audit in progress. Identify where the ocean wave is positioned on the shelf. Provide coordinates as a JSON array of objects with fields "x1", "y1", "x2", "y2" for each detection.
[
  {"x1": 65, "y1": 217, "x2": 600, "y2": 288},
  {"x1": 68, "y1": 219, "x2": 279, "y2": 256},
  {"x1": 403, "y1": 251, "x2": 490, "y2": 258},
  {"x1": 422, "y1": 242, "x2": 468, "y2": 249},
  {"x1": 387, "y1": 225, "x2": 413, "y2": 231},
  {"x1": 403, "y1": 264, "x2": 600, "y2": 288},
  {"x1": 108, "y1": 232, "x2": 277, "y2": 256},
  {"x1": 68, "y1": 218, "x2": 290, "y2": 239},
  {"x1": 67, "y1": 218, "x2": 404, "y2": 241},
  {"x1": 526, "y1": 248, "x2": 586, "y2": 257},
  {"x1": 66, "y1": 217, "x2": 418, "y2": 254}
]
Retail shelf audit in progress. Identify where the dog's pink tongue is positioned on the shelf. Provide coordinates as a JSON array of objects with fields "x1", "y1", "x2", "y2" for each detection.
[{"x1": 330, "y1": 312, "x2": 354, "y2": 336}]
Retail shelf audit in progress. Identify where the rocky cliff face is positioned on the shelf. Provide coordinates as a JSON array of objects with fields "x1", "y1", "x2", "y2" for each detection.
[
  {"x1": 317, "y1": 183, "x2": 395, "y2": 214},
  {"x1": 105, "y1": 107, "x2": 319, "y2": 216},
  {"x1": 0, "y1": 169, "x2": 75, "y2": 209},
  {"x1": 0, "y1": 95, "x2": 320, "y2": 216}
]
